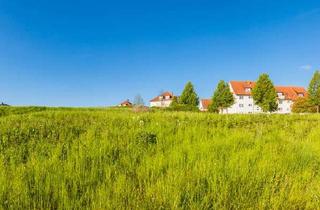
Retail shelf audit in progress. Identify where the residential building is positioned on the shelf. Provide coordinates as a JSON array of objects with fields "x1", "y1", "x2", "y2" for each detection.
[
  {"x1": 150, "y1": 92, "x2": 175, "y2": 108},
  {"x1": 199, "y1": 99, "x2": 212, "y2": 111},
  {"x1": 119, "y1": 99, "x2": 132, "y2": 107},
  {"x1": 275, "y1": 86, "x2": 307, "y2": 113},
  {"x1": 224, "y1": 81, "x2": 307, "y2": 114}
]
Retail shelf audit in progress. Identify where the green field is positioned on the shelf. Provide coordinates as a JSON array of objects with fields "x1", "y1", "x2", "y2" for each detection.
[{"x1": 0, "y1": 107, "x2": 320, "y2": 209}]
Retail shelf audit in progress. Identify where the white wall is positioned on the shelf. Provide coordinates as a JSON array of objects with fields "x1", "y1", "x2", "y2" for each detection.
[
  {"x1": 277, "y1": 99, "x2": 292, "y2": 114},
  {"x1": 223, "y1": 83, "x2": 293, "y2": 114},
  {"x1": 224, "y1": 95, "x2": 262, "y2": 114},
  {"x1": 150, "y1": 100, "x2": 172, "y2": 108},
  {"x1": 199, "y1": 101, "x2": 208, "y2": 111},
  {"x1": 224, "y1": 96, "x2": 293, "y2": 114}
]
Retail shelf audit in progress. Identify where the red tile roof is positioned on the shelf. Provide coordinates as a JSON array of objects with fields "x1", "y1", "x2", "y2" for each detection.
[
  {"x1": 229, "y1": 81, "x2": 256, "y2": 95},
  {"x1": 275, "y1": 86, "x2": 307, "y2": 101},
  {"x1": 120, "y1": 99, "x2": 132, "y2": 106},
  {"x1": 200, "y1": 99, "x2": 212, "y2": 110},
  {"x1": 150, "y1": 91, "x2": 174, "y2": 102},
  {"x1": 229, "y1": 81, "x2": 307, "y2": 101}
]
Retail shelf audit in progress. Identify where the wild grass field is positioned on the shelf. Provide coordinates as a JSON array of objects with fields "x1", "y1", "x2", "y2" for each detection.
[{"x1": 0, "y1": 107, "x2": 320, "y2": 209}]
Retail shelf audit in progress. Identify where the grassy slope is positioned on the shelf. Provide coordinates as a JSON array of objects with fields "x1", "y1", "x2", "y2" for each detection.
[{"x1": 0, "y1": 107, "x2": 320, "y2": 209}]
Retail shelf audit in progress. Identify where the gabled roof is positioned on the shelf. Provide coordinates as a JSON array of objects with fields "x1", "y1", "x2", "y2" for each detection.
[
  {"x1": 200, "y1": 99, "x2": 212, "y2": 110},
  {"x1": 120, "y1": 99, "x2": 132, "y2": 106},
  {"x1": 150, "y1": 91, "x2": 174, "y2": 102},
  {"x1": 229, "y1": 81, "x2": 256, "y2": 95},
  {"x1": 275, "y1": 86, "x2": 307, "y2": 101},
  {"x1": 229, "y1": 81, "x2": 307, "y2": 101}
]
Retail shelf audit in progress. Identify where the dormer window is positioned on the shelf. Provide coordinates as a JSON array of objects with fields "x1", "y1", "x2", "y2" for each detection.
[
  {"x1": 298, "y1": 93, "x2": 304, "y2": 97},
  {"x1": 165, "y1": 95, "x2": 171, "y2": 99},
  {"x1": 245, "y1": 88, "x2": 251, "y2": 93},
  {"x1": 159, "y1": 96, "x2": 164, "y2": 100},
  {"x1": 277, "y1": 92, "x2": 283, "y2": 97}
]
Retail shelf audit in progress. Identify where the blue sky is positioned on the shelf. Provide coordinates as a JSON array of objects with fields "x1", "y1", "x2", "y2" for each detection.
[{"x1": 1, "y1": 0, "x2": 320, "y2": 106}]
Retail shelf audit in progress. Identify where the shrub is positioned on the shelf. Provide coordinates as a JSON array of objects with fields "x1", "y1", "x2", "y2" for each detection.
[
  {"x1": 292, "y1": 97, "x2": 317, "y2": 113},
  {"x1": 136, "y1": 131, "x2": 157, "y2": 145},
  {"x1": 167, "y1": 104, "x2": 199, "y2": 112}
]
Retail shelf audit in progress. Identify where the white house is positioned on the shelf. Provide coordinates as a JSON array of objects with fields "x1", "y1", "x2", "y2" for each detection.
[
  {"x1": 150, "y1": 92, "x2": 175, "y2": 108},
  {"x1": 223, "y1": 81, "x2": 307, "y2": 114},
  {"x1": 199, "y1": 99, "x2": 212, "y2": 111},
  {"x1": 274, "y1": 86, "x2": 307, "y2": 113}
]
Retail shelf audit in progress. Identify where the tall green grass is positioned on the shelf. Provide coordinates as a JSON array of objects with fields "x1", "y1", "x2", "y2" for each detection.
[{"x1": 0, "y1": 107, "x2": 320, "y2": 209}]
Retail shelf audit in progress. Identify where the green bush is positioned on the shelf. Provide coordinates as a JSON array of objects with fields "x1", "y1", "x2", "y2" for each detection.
[{"x1": 167, "y1": 104, "x2": 199, "y2": 112}]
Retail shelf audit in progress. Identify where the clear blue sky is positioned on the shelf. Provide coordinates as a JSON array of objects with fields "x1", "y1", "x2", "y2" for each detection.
[{"x1": 1, "y1": 0, "x2": 320, "y2": 106}]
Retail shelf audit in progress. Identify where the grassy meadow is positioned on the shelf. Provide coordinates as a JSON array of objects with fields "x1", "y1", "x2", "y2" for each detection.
[{"x1": 0, "y1": 107, "x2": 320, "y2": 209}]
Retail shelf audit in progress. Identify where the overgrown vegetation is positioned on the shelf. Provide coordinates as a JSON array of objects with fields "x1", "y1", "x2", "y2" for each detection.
[
  {"x1": 0, "y1": 107, "x2": 320, "y2": 209},
  {"x1": 292, "y1": 97, "x2": 317, "y2": 113}
]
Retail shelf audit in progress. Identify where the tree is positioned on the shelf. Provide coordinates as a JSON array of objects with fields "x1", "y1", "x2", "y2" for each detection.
[
  {"x1": 133, "y1": 94, "x2": 144, "y2": 106},
  {"x1": 209, "y1": 80, "x2": 234, "y2": 113},
  {"x1": 308, "y1": 70, "x2": 320, "y2": 113},
  {"x1": 179, "y1": 81, "x2": 199, "y2": 107},
  {"x1": 170, "y1": 96, "x2": 179, "y2": 107},
  {"x1": 292, "y1": 97, "x2": 317, "y2": 113},
  {"x1": 252, "y1": 74, "x2": 278, "y2": 112}
]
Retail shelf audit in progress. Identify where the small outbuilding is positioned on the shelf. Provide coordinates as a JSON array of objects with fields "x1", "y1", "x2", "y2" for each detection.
[{"x1": 119, "y1": 99, "x2": 132, "y2": 107}]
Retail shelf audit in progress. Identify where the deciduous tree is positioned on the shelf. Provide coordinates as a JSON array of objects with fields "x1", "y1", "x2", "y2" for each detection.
[
  {"x1": 133, "y1": 94, "x2": 144, "y2": 106},
  {"x1": 292, "y1": 97, "x2": 316, "y2": 113},
  {"x1": 308, "y1": 70, "x2": 320, "y2": 113}
]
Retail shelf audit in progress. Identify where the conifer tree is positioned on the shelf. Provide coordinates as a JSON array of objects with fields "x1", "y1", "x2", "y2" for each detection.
[
  {"x1": 179, "y1": 82, "x2": 199, "y2": 107},
  {"x1": 252, "y1": 74, "x2": 278, "y2": 112},
  {"x1": 209, "y1": 80, "x2": 234, "y2": 113}
]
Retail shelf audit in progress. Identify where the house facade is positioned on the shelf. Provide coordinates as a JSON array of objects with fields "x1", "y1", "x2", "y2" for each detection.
[
  {"x1": 223, "y1": 81, "x2": 307, "y2": 114},
  {"x1": 150, "y1": 92, "x2": 175, "y2": 108},
  {"x1": 199, "y1": 99, "x2": 212, "y2": 111}
]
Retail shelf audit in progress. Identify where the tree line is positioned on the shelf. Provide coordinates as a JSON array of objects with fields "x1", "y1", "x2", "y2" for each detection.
[{"x1": 170, "y1": 71, "x2": 320, "y2": 113}]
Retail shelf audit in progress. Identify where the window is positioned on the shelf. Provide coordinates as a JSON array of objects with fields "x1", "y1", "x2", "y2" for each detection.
[
  {"x1": 298, "y1": 93, "x2": 304, "y2": 97},
  {"x1": 165, "y1": 95, "x2": 171, "y2": 99},
  {"x1": 248, "y1": 96, "x2": 252, "y2": 99},
  {"x1": 279, "y1": 100, "x2": 283, "y2": 104},
  {"x1": 245, "y1": 88, "x2": 251, "y2": 93},
  {"x1": 248, "y1": 104, "x2": 252, "y2": 107},
  {"x1": 239, "y1": 104, "x2": 244, "y2": 108},
  {"x1": 239, "y1": 96, "x2": 244, "y2": 100}
]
